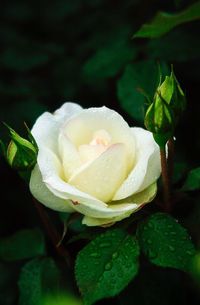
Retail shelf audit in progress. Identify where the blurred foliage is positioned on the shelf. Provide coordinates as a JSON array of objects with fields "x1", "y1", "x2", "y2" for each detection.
[
  {"x1": 0, "y1": 228, "x2": 45, "y2": 261},
  {"x1": 134, "y1": 1, "x2": 200, "y2": 38},
  {"x1": 0, "y1": 0, "x2": 200, "y2": 305}
]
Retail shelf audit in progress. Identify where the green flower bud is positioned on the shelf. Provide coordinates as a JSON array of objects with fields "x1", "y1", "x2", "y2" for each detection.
[
  {"x1": 144, "y1": 94, "x2": 174, "y2": 136},
  {"x1": 144, "y1": 66, "x2": 186, "y2": 147},
  {"x1": 5, "y1": 125, "x2": 38, "y2": 170},
  {"x1": 169, "y1": 70, "x2": 186, "y2": 119},
  {"x1": 154, "y1": 68, "x2": 186, "y2": 124}
]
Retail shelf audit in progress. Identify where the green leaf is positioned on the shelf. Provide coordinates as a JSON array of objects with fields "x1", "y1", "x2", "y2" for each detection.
[
  {"x1": 41, "y1": 294, "x2": 83, "y2": 305},
  {"x1": 0, "y1": 228, "x2": 45, "y2": 261},
  {"x1": 18, "y1": 257, "x2": 60, "y2": 305},
  {"x1": 117, "y1": 60, "x2": 169, "y2": 123},
  {"x1": 134, "y1": 1, "x2": 200, "y2": 38},
  {"x1": 83, "y1": 42, "x2": 136, "y2": 80},
  {"x1": 173, "y1": 162, "x2": 187, "y2": 184},
  {"x1": 75, "y1": 229, "x2": 139, "y2": 305},
  {"x1": 182, "y1": 167, "x2": 200, "y2": 191},
  {"x1": 137, "y1": 213, "x2": 196, "y2": 272}
]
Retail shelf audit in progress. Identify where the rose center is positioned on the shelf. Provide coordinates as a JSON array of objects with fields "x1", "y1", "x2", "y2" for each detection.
[{"x1": 78, "y1": 129, "x2": 111, "y2": 164}]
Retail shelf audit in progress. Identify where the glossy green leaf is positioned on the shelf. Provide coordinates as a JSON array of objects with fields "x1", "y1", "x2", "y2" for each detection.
[
  {"x1": 137, "y1": 213, "x2": 196, "y2": 272},
  {"x1": 75, "y1": 229, "x2": 139, "y2": 305},
  {"x1": 182, "y1": 167, "x2": 200, "y2": 191},
  {"x1": 117, "y1": 60, "x2": 169, "y2": 123},
  {"x1": 134, "y1": 1, "x2": 200, "y2": 38},
  {"x1": 83, "y1": 42, "x2": 136, "y2": 80},
  {"x1": 18, "y1": 257, "x2": 60, "y2": 305},
  {"x1": 0, "y1": 229, "x2": 45, "y2": 261}
]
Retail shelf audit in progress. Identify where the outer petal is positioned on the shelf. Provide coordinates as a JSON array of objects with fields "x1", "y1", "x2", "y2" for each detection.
[
  {"x1": 31, "y1": 102, "x2": 82, "y2": 153},
  {"x1": 68, "y1": 144, "x2": 128, "y2": 202},
  {"x1": 63, "y1": 106, "x2": 135, "y2": 172},
  {"x1": 30, "y1": 165, "x2": 74, "y2": 212},
  {"x1": 36, "y1": 146, "x2": 109, "y2": 210},
  {"x1": 58, "y1": 132, "x2": 82, "y2": 180},
  {"x1": 113, "y1": 128, "x2": 161, "y2": 200},
  {"x1": 82, "y1": 182, "x2": 157, "y2": 226}
]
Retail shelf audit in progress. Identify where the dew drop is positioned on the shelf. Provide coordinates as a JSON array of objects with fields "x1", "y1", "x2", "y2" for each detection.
[
  {"x1": 90, "y1": 252, "x2": 99, "y2": 257},
  {"x1": 148, "y1": 249, "x2": 157, "y2": 259},
  {"x1": 111, "y1": 279, "x2": 116, "y2": 285},
  {"x1": 147, "y1": 239, "x2": 153, "y2": 245},
  {"x1": 186, "y1": 250, "x2": 193, "y2": 256},
  {"x1": 105, "y1": 263, "x2": 112, "y2": 271},
  {"x1": 168, "y1": 245, "x2": 175, "y2": 252},
  {"x1": 112, "y1": 252, "x2": 118, "y2": 259},
  {"x1": 100, "y1": 242, "x2": 110, "y2": 248}
]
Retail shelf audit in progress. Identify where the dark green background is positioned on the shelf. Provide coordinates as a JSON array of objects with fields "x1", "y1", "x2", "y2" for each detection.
[{"x1": 0, "y1": 0, "x2": 200, "y2": 304}]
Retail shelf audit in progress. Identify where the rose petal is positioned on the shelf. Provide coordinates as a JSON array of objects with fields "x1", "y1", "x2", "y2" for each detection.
[
  {"x1": 30, "y1": 165, "x2": 74, "y2": 212},
  {"x1": 113, "y1": 128, "x2": 161, "y2": 200},
  {"x1": 31, "y1": 102, "x2": 82, "y2": 153},
  {"x1": 63, "y1": 106, "x2": 135, "y2": 172},
  {"x1": 37, "y1": 147, "x2": 108, "y2": 210},
  {"x1": 68, "y1": 143, "x2": 128, "y2": 202},
  {"x1": 58, "y1": 132, "x2": 82, "y2": 180},
  {"x1": 82, "y1": 182, "x2": 157, "y2": 226}
]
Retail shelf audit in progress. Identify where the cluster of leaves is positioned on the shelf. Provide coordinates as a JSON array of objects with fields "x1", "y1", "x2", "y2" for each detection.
[
  {"x1": 0, "y1": 211, "x2": 198, "y2": 305},
  {"x1": 1, "y1": 0, "x2": 200, "y2": 305}
]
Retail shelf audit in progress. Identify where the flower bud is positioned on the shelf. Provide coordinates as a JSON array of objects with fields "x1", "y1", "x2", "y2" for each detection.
[
  {"x1": 169, "y1": 70, "x2": 186, "y2": 120},
  {"x1": 144, "y1": 95, "x2": 174, "y2": 137},
  {"x1": 155, "y1": 69, "x2": 186, "y2": 123},
  {"x1": 6, "y1": 125, "x2": 38, "y2": 170},
  {"x1": 144, "y1": 67, "x2": 186, "y2": 147}
]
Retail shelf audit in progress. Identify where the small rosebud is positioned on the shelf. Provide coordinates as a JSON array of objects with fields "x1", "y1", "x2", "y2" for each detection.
[
  {"x1": 5, "y1": 124, "x2": 38, "y2": 170},
  {"x1": 154, "y1": 68, "x2": 186, "y2": 124},
  {"x1": 144, "y1": 66, "x2": 186, "y2": 147},
  {"x1": 144, "y1": 94, "x2": 174, "y2": 143},
  {"x1": 169, "y1": 69, "x2": 186, "y2": 120}
]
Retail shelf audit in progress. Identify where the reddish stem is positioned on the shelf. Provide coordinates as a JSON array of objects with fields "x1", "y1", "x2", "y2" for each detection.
[{"x1": 160, "y1": 147, "x2": 171, "y2": 213}]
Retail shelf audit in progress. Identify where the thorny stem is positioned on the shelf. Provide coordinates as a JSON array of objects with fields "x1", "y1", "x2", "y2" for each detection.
[
  {"x1": 160, "y1": 146, "x2": 171, "y2": 213},
  {"x1": 33, "y1": 199, "x2": 71, "y2": 266}
]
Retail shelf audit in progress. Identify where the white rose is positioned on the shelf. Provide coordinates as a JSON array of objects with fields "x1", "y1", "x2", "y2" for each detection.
[{"x1": 30, "y1": 103, "x2": 161, "y2": 226}]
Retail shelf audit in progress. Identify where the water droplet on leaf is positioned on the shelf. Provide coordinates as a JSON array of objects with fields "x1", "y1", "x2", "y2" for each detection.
[
  {"x1": 112, "y1": 252, "x2": 118, "y2": 259},
  {"x1": 105, "y1": 263, "x2": 112, "y2": 271}
]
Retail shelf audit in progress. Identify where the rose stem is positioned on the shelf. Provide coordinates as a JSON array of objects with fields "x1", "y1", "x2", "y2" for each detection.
[
  {"x1": 167, "y1": 137, "x2": 175, "y2": 183},
  {"x1": 160, "y1": 146, "x2": 171, "y2": 213},
  {"x1": 33, "y1": 199, "x2": 71, "y2": 266}
]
